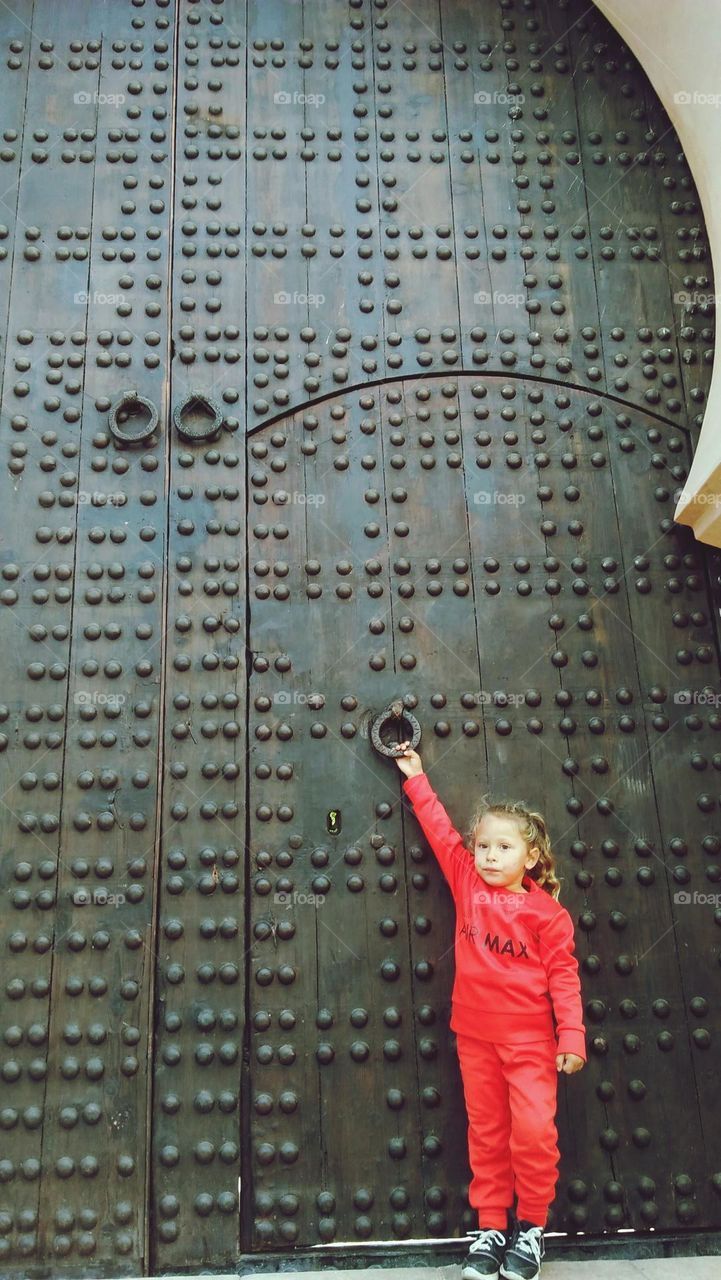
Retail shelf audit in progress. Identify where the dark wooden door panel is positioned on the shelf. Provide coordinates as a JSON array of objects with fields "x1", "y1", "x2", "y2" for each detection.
[{"x1": 244, "y1": 377, "x2": 718, "y2": 1246}]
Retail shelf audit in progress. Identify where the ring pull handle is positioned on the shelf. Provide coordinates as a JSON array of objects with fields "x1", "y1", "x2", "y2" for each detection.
[
  {"x1": 173, "y1": 392, "x2": 224, "y2": 442},
  {"x1": 370, "y1": 700, "x2": 422, "y2": 758},
  {"x1": 108, "y1": 390, "x2": 160, "y2": 445}
]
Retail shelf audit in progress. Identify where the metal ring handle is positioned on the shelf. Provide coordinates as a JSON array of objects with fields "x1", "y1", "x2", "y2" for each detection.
[
  {"x1": 370, "y1": 700, "x2": 422, "y2": 758},
  {"x1": 108, "y1": 391, "x2": 160, "y2": 445},
  {"x1": 173, "y1": 392, "x2": 224, "y2": 442}
]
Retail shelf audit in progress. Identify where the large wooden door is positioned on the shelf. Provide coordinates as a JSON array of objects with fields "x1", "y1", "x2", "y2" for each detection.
[
  {"x1": 242, "y1": 377, "x2": 720, "y2": 1252},
  {"x1": 0, "y1": 1, "x2": 718, "y2": 1275}
]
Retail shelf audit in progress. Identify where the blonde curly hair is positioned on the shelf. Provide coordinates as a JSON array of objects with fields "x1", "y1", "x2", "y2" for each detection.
[{"x1": 465, "y1": 793, "x2": 562, "y2": 900}]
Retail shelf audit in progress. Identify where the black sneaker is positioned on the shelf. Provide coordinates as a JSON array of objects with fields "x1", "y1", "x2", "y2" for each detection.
[
  {"x1": 461, "y1": 1225, "x2": 511, "y2": 1279},
  {"x1": 500, "y1": 1217, "x2": 545, "y2": 1280}
]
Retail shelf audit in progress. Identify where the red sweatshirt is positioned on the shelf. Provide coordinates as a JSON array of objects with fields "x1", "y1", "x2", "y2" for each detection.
[{"x1": 402, "y1": 772, "x2": 587, "y2": 1061}]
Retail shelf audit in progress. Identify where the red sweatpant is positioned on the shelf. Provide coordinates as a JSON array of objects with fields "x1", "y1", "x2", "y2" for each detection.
[{"x1": 456, "y1": 1033, "x2": 560, "y2": 1230}]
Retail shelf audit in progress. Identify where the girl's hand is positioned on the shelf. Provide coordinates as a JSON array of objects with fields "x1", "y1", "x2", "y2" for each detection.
[
  {"x1": 394, "y1": 739, "x2": 424, "y2": 779},
  {"x1": 556, "y1": 1052, "x2": 584, "y2": 1074}
]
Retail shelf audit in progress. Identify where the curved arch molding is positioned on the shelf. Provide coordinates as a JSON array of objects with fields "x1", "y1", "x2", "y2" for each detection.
[{"x1": 594, "y1": 0, "x2": 720, "y2": 546}]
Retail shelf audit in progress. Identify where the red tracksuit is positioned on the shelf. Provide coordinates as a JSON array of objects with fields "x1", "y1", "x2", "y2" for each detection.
[{"x1": 402, "y1": 772, "x2": 586, "y2": 1230}]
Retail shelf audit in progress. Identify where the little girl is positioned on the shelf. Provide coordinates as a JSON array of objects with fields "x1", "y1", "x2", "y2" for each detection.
[{"x1": 394, "y1": 743, "x2": 586, "y2": 1280}]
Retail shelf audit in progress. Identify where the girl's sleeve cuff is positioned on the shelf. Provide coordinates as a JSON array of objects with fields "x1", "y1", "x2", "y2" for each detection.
[{"x1": 556, "y1": 1030, "x2": 587, "y2": 1060}]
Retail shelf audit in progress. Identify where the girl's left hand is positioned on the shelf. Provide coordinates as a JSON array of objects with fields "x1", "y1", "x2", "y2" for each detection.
[{"x1": 556, "y1": 1052, "x2": 584, "y2": 1074}]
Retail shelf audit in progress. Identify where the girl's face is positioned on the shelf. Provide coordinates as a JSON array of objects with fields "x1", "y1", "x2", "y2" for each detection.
[{"x1": 472, "y1": 812, "x2": 540, "y2": 891}]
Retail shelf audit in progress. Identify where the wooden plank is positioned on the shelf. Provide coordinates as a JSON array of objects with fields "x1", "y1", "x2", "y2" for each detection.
[
  {"x1": 39, "y1": 1, "x2": 175, "y2": 1271},
  {"x1": 542, "y1": 387, "x2": 709, "y2": 1227},
  {"x1": 460, "y1": 374, "x2": 601, "y2": 1228},
  {"x1": 374, "y1": 0, "x2": 462, "y2": 378},
  {"x1": 0, "y1": 0, "x2": 32, "y2": 414},
  {"x1": 302, "y1": 0, "x2": 385, "y2": 401},
  {"x1": 569, "y1": 9, "x2": 687, "y2": 424},
  {"x1": 640, "y1": 86, "x2": 714, "y2": 431},
  {"x1": 440, "y1": 0, "x2": 532, "y2": 379},
  {"x1": 245, "y1": 0, "x2": 308, "y2": 432},
  {"x1": 0, "y1": 4, "x2": 145, "y2": 1273},
  {"x1": 514, "y1": 0, "x2": 604, "y2": 389},
  {"x1": 387, "y1": 374, "x2": 487, "y2": 1238},
  {"x1": 300, "y1": 383, "x2": 425, "y2": 1244},
  {"x1": 245, "y1": 405, "x2": 324, "y2": 1251},
  {"x1": 0, "y1": 18, "x2": 40, "y2": 1267},
  {"x1": 150, "y1": 0, "x2": 247, "y2": 1269},
  {"x1": 606, "y1": 402, "x2": 721, "y2": 1227}
]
